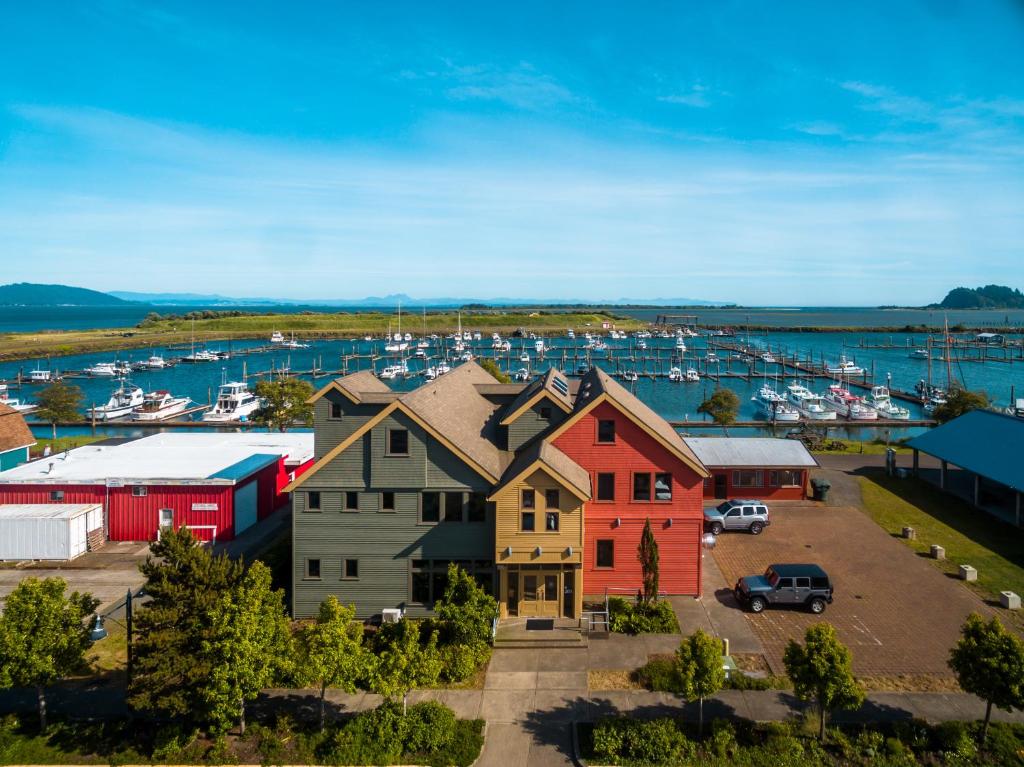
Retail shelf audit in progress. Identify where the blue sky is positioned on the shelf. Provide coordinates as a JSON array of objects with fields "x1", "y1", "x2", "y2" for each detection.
[{"x1": 2, "y1": 1, "x2": 1023, "y2": 305}]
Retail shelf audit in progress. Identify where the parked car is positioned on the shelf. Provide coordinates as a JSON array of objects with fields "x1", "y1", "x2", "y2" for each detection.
[
  {"x1": 734, "y1": 563, "x2": 834, "y2": 614},
  {"x1": 704, "y1": 499, "x2": 770, "y2": 535}
]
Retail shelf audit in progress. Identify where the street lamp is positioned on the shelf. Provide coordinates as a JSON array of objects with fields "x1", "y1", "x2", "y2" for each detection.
[{"x1": 88, "y1": 614, "x2": 107, "y2": 643}]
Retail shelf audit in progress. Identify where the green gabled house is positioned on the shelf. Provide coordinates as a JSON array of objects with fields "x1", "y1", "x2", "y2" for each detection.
[{"x1": 0, "y1": 403, "x2": 35, "y2": 472}]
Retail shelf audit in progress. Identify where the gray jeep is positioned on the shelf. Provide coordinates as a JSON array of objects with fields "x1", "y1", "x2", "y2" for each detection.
[
  {"x1": 734, "y1": 564, "x2": 834, "y2": 614},
  {"x1": 704, "y1": 499, "x2": 770, "y2": 536}
]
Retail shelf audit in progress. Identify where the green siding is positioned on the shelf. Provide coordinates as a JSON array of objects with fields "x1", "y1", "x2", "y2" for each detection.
[
  {"x1": 507, "y1": 401, "x2": 566, "y2": 451},
  {"x1": 0, "y1": 446, "x2": 29, "y2": 471},
  {"x1": 313, "y1": 393, "x2": 381, "y2": 459}
]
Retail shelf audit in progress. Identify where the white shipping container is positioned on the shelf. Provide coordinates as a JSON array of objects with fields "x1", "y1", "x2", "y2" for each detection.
[{"x1": 0, "y1": 504, "x2": 103, "y2": 560}]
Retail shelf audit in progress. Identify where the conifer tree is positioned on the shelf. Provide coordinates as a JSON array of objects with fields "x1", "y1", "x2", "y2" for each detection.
[{"x1": 637, "y1": 518, "x2": 660, "y2": 604}]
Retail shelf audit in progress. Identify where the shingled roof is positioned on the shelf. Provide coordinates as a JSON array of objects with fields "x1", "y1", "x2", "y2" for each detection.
[
  {"x1": 309, "y1": 370, "x2": 393, "y2": 404},
  {"x1": 491, "y1": 438, "x2": 591, "y2": 500},
  {"x1": 0, "y1": 403, "x2": 35, "y2": 455},
  {"x1": 500, "y1": 368, "x2": 574, "y2": 425}
]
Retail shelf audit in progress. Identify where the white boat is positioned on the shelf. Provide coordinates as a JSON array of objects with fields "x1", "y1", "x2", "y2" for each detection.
[
  {"x1": 909, "y1": 348, "x2": 930, "y2": 360},
  {"x1": 675, "y1": 338, "x2": 687, "y2": 352},
  {"x1": 0, "y1": 384, "x2": 36, "y2": 413},
  {"x1": 384, "y1": 339, "x2": 408, "y2": 352},
  {"x1": 89, "y1": 382, "x2": 145, "y2": 421},
  {"x1": 459, "y1": 351, "x2": 473, "y2": 362},
  {"x1": 414, "y1": 348, "x2": 427, "y2": 358},
  {"x1": 182, "y1": 349, "x2": 218, "y2": 363},
  {"x1": 270, "y1": 331, "x2": 285, "y2": 344},
  {"x1": 143, "y1": 354, "x2": 166, "y2": 369},
  {"x1": 378, "y1": 363, "x2": 408, "y2": 380},
  {"x1": 473, "y1": 332, "x2": 481, "y2": 341},
  {"x1": 787, "y1": 383, "x2": 837, "y2": 420},
  {"x1": 417, "y1": 339, "x2": 430, "y2": 349},
  {"x1": 131, "y1": 390, "x2": 191, "y2": 421},
  {"x1": 363, "y1": 334, "x2": 374, "y2": 342},
  {"x1": 620, "y1": 370, "x2": 639, "y2": 382},
  {"x1": 667, "y1": 367, "x2": 683, "y2": 382},
  {"x1": 500, "y1": 340, "x2": 511, "y2": 352},
  {"x1": 685, "y1": 368, "x2": 700, "y2": 382},
  {"x1": 923, "y1": 395, "x2": 947, "y2": 414},
  {"x1": 760, "y1": 352, "x2": 776, "y2": 364},
  {"x1": 84, "y1": 362, "x2": 118, "y2": 377},
  {"x1": 519, "y1": 352, "x2": 530, "y2": 363},
  {"x1": 705, "y1": 352, "x2": 719, "y2": 364},
  {"x1": 281, "y1": 334, "x2": 310, "y2": 349},
  {"x1": 29, "y1": 368, "x2": 52, "y2": 382},
  {"x1": 513, "y1": 368, "x2": 530, "y2": 382},
  {"x1": 202, "y1": 381, "x2": 262, "y2": 422},
  {"x1": 534, "y1": 339, "x2": 545, "y2": 353},
  {"x1": 864, "y1": 386, "x2": 911, "y2": 420},
  {"x1": 826, "y1": 356, "x2": 865, "y2": 376},
  {"x1": 567, "y1": 329, "x2": 575, "y2": 339},
  {"x1": 637, "y1": 339, "x2": 648, "y2": 350},
  {"x1": 824, "y1": 384, "x2": 878, "y2": 420},
  {"x1": 752, "y1": 385, "x2": 800, "y2": 422}
]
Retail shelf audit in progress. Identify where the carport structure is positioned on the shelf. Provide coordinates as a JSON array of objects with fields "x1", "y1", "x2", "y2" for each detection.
[{"x1": 907, "y1": 409, "x2": 1023, "y2": 527}]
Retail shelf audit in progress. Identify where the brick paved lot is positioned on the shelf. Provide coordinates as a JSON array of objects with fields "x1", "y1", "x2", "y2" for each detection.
[{"x1": 710, "y1": 502, "x2": 1000, "y2": 678}]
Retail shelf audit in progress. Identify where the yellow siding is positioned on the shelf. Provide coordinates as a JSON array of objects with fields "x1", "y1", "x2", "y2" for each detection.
[{"x1": 493, "y1": 467, "x2": 584, "y2": 565}]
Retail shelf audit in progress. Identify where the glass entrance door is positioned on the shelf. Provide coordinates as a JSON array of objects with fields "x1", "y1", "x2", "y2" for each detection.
[{"x1": 518, "y1": 571, "x2": 560, "y2": 617}]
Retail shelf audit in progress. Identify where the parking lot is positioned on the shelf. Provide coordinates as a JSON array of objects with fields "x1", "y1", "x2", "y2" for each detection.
[{"x1": 710, "y1": 501, "x2": 1002, "y2": 680}]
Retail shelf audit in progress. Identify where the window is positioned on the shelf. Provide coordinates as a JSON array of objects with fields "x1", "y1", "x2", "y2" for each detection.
[
  {"x1": 742, "y1": 506, "x2": 756, "y2": 517},
  {"x1": 307, "y1": 491, "x2": 321, "y2": 511},
  {"x1": 421, "y1": 492, "x2": 440, "y2": 523},
  {"x1": 521, "y1": 489, "x2": 535, "y2": 509},
  {"x1": 545, "y1": 488, "x2": 560, "y2": 508},
  {"x1": 597, "y1": 419, "x2": 616, "y2": 443},
  {"x1": 410, "y1": 559, "x2": 493, "y2": 605},
  {"x1": 381, "y1": 491, "x2": 396, "y2": 512},
  {"x1": 770, "y1": 469, "x2": 802, "y2": 487},
  {"x1": 521, "y1": 511, "x2": 536, "y2": 531},
  {"x1": 344, "y1": 491, "x2": 359, "y2": 511},
  {"x1": 795, "y1": 577, "x2": 811, "y2": 589},
  {"x1": 305, "y1": 558, "x2": 321, "y2": 580},
  {"x1": 596, "y1": 540, "x2": 615, "y2": 568},
  {"x1": 387, "y1": 429, "x2": 409, "y2": 455},
  {"x1": 632, "y1": 473, "x2": 651, "y2": 501},
  {"x1": 654, "y1": 473, "x2": 672, "y2": 501},
  {"x1": 330, "y1": 402, "x2": 343, "y2": 419},
  {"x1": 596, "y1": 473, "x2": 615, "y2": 501},
  {"x1": 545, "y1": 511, "x2": 560, "y2": 531},
  {"x1": 777, "y1": 577, "x2": 794, "y2": 588},
  {"x1": 50, "y1": 490, "x2": 64, "y2": 501},
  {"x1": 733, "y1": 470, "x2": 763, "y2": 488},
  {"x1": 343, "y1": 559, "x2": 359, "y2": 579},
  {"x1": 444, "y1": 492, "x2": 463, "y2": 522},
  {"x1": 539, "y1": 406, "x2": 552, "y2": 420},
  {"x1": 467, "y1": 492, "x2": 487, "y2": 522},
  {"x1": 725, "y1": 508, "x2": 741, "y2": 518},
  {"x1": 132, "y1": 486, "x2": 147, "y2": 497}
]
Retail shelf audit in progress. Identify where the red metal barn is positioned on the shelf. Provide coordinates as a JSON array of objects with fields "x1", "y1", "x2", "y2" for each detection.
[
  {"x1": 0, "y1": 434, "x2": 312, "y2": 543},
  {"x1": 682, "y1": 438, "x2": 818, "y2": 501}
]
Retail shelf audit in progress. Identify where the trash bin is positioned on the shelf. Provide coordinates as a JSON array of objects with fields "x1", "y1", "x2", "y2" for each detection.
[{"x1": 810, "y1": 478, "x2": 831, "y2": 502}]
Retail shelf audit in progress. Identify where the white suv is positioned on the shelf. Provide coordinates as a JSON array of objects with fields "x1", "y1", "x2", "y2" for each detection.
[{"x1": 703, "y1": 499, "x2": 770, "y2": 535}]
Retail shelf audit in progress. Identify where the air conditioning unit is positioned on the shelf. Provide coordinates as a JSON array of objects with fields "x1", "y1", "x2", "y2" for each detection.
[{"x1": 381, "y1": 608, "x2": 404, "y2": 623}]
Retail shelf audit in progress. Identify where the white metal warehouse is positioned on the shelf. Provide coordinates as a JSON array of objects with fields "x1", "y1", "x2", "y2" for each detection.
[{"x1": 0, "y1": 503, "x2": 103, "y2": 560}]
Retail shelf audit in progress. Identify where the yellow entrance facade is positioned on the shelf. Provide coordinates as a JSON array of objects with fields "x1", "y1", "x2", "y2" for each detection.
[{"x1": 499, "y1": 565, "x2": 581, "y2": 618}]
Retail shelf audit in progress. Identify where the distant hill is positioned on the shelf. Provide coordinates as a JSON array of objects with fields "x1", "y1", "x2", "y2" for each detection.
[
  {"x1": 933, "y1": 285, "x2": 1024, "y2": 309},
  {"x1": 0, "y1": 283, "x2": 131, "y2": 306}
]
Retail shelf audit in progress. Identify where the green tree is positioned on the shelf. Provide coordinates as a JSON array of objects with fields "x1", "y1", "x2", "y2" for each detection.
[
  {"x1": 697, "y1": 388, "x2": 739, "y2": 436},
  {"x1": 369, "y1": 622, "x2": 443, "y2": 715},
  {"x1": 675, "y1": 629, "x2": 726, "y2": 737},
  {"x1": 34, "y1": 381, "x2": 84, "y2": 439},
  {"x1": 434, "y1": 564, "x2": 498, "y2": 645},
  {"x1": 933, "y1": 386, "x2": 989, "y2": 424},
  {"x1": 251, "y1": 377, "x2": 315, "y2": 432},
  {"x1": 296, "y1": 597, "x2": 367, "y2": 731},
  {"x1": 783, "y1": 623, "x2": 864, "y2": 741},
  {"x1": 128, "y1": 528, "x2": 247, "y2": 727},
  {"x1": 948, "y1": 613, "x2": 1024, "y2": 745},
  {"x1": 201, "y1": 562, "x2": 292, "y2": 734},
  {"x1": 0, "y1": 577, "x2": 98, "y2": 730},
  {"x1": 477, "y1": 358, "x2": 511, "y2": 383},
  {"x1": 637, "y1": 518, "x2": 660, "y2": 604}
]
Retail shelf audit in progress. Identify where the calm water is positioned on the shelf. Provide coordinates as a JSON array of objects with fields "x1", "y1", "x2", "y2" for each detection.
[{"x1": 10, "y1": 329, "x2": 1023, "y2": 443}]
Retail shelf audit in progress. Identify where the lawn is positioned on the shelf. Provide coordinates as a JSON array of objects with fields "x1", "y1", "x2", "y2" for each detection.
[
  {"x1": 812, "y1": 437, "x2": 912, "y2": 456},
  {"x1": 30, "y1": 435, "x2": 104, "y2": 457},
  {"x1": 858, "y1": 472, "x2": 1024, "y2": 629}
]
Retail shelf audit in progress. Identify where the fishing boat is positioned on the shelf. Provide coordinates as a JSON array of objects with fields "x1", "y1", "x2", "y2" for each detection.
[
  {"x1": 378, "y1": 363, "x2": 408, "y2": 380},
  {"x1": 459, "y1": 351, "x2": 473, "y2": 362},
  {"x1": 281, "y1": 334, "x2": 310, "y2": 349},
  {"x1": 513, "y1": 368, "x2": 530, "y2": 382},
  {"x1": 270, "y1": 331, "x2": 285, "y2": 344},
  {"x1": 620, "y1": 370, "x2": 639, "y2": 382},
  {"x1": 28, "y1": 368, "x2": 52, "y2": 382},
  {"x1": 89, "y1": 382, "x2": 145, "y2": 421},
  {"x1": 0, "y1": 384, "x2": 36, "y2": 413},
  {"x1": 760, "y1": 352, "x2": 776, "y2": 364},
  {"x1": 519, "y1": 351, "x2": 530, "y2": 363},
  {"x1": 202, "y1": 381, "x2": 262, "y2": 423},
  {"x1": 84, "y1": 361, "x2": 118, "y2": 377},
  {"x1": 534, "y1": 339, "x2": 545, "y2": 353},
  {"x1": 923, "y1": 395, "x2": 947, "y2": 414},
  {"x1": 181, "y1": 349, "x2": 219, "y2": 363},
  {"x1": 131, "y1": 390, "x2": 191, "y2": 421},
  {"x1": 787, "y1": 383, "x2": 837, "y2": 420},
  {"x1": 823, "y1": 384, "x2": 878, "y2": 420},
  {"x1": 675, "y1": 337, "x2": 687, "y2": 352},
  {"x1": 752, "y1": 386, "x2": 800, "y2": 422},
  {"x1": 137, "y1": 354, "x2": 167, "y2": 370},
  {"x1": 826, "y1": 356, "x2": 865, "y2": 376},
  {"x1": 864, "y1": 386, "x2": 910, "y2": 420},
  {"x1": 705, "y1": 352, "x2": 719, "y2": 364},
  {"x1": 667, "y1": 367, "x2": 683, "y2": 382},
  {"x1": 685, "y1": 368, "x2": 700, "y2": 382},
  {"x1": 909, "y1": 348, "x2": 930, "y2": 360}
]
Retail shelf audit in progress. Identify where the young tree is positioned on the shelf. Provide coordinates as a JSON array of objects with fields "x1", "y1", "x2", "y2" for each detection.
[
  {"x1": 251, "y1": 377, "x2": 315, "y2": 432},
  {"x1": 369, "y1": 621, "x2": 443, "y2": 715},
  {"x1": 697, "y1": 388, "x2": 739, "y2": 436},
  {"x1": 637, "y1": 518, "x2": 660, "y2": 605},
  {"x1": 477, "y1": 358, "x2": 511, "y2": 384},
  {"x1": 128, "y1": 528, "x2": 247, "y2": 726},
  {"x1": 201, "y1": 562, "x2": 292, "y2": 735},
  {"x1": 675, "y1": 629, "x2": 726, "y2": 737},
  {"x1": 933, "y1": 386, "x2": 989, "y2": 424},
  {"x1": 948, "y1": 613, "x2": 1024, "y2": 745},
  {"x1": 434, "y1": 563, "x2": 498, "y2": 645},
  {"x1": 0, "y1": 577, "x2": 99, "y2": 730},
  {"x1": 34, "y1": 381, "x2": 84, "y2": 439},
  {"x1": 783, "y1": 623, "x2": 864, "y2": 741},
  {"x1": 296, "y1": 597, "x2": 367, "y2": 731}
]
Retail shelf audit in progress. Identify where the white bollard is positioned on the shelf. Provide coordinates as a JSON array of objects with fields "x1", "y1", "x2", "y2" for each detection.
[
  {"x1": 1000, "y1": 591, "x2": 1021, "y2": 610},
  {"x1": 930, "y1": 545, "x2": 945, "y2": 560},
  {"x1": 959, "y1": 565, "x2": 977, "y2": 582}
]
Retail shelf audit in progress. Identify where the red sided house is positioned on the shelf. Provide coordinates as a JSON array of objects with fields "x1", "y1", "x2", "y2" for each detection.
[
  {"x1": 683, "y1": 437, "x2": 817, "y2": 501},
  {"x1": 545, "y1": 369, "x2": 710, "y2": 599},
  {"x1": 0, "y1": 432, "x2": 312, "y2": 543}
]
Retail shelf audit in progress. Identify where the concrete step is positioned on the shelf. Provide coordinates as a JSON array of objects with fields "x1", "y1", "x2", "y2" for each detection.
[{"x1": 493, "y1": 635, "x2": 589, "y2": 649}]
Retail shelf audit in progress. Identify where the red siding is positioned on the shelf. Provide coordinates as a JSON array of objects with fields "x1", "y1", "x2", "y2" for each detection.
[
  {"x1": 702, "y1": 469, "x2": 808, "y2": 501},
  {"x1": 553, "y1": 401, "x2": 705, "y2": 597}
]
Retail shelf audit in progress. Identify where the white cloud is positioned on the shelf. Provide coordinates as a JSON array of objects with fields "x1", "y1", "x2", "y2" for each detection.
[{"x1": 657, "y1": 84, "x2": 710, "y2": 108}]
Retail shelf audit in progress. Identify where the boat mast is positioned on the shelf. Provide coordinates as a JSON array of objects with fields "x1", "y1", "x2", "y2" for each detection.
[{"x1": 944, "y1": 315, "x2": 953, "y2": 390}]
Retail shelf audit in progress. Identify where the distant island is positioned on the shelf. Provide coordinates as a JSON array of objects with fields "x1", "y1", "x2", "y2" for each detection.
[
  {"x1": 931, "y1": 284, "x2": 1024, "y2": 309},
  {"x1": 0, "y1": 282, "x2": 130, "y2": 306}
]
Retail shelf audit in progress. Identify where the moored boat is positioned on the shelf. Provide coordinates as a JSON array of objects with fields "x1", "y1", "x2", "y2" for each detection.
[
  {"x1": 823, "y1": 384, "x2": 878, "y2": 420},
  {"x1": 201, "y1": 381, "x2": 262, "y2": 422},
  {"x1": 864, "y1": 386, "x2": 911, "y2": 420},
  {"x1": 826, "y1": 356, "x2": 865, "y2": 376},
  {"x1": 89, "y1": 382, "x2": 145, "y2": 421},
  {"x1": 787, "y1": 383, "x2": 837, "y2": 420},
  {"x1": 752, "y1": 385, "x2": 800, "y2": 422},
  {"x1": 131, "y1": 390, "x2": 191, "y2": 421}
]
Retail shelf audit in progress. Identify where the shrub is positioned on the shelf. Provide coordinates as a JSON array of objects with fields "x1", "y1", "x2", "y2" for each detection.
[
  {"x1": 634, "y1": 656, "x2": 682, "y2": 692},
  {"x1": 708, "y1": 719, "x2": 738, "y2": 759},
  {"x1": 150, "y1": 723, "x2": 199, "y2": 762},
  {"x1": 434, "y1": 564, "x2": 499, "y2": 645},
  {"x1": 608, "y1": 597, "x2": 679, "y2": 634},
  {"x1": 592, "y1": 717, "x2": 693, "y2": 765},
  {"x1": 440, "y1": 639, "x2": 491, "y2": 682},
  {"x1": 405, "y1": 701, "x2": 456, "y2": 753},
  {"x1": 724, "y1": 671, "x2": 773, "y2": 691}
]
